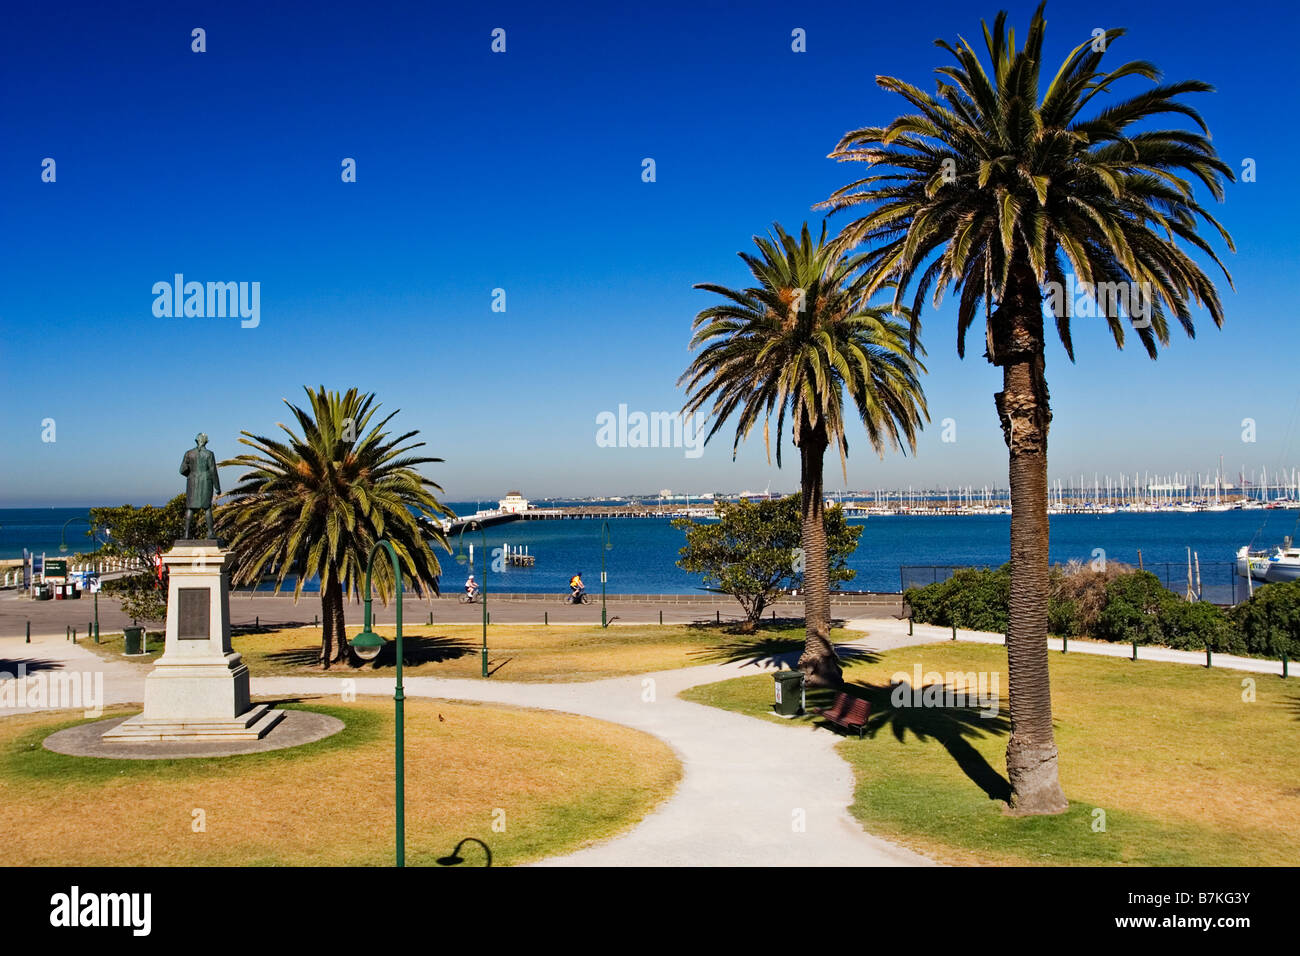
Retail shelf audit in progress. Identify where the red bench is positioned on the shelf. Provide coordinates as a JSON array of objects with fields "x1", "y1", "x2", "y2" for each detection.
[{"x1": 814, "y1": 692, "x2": 871, "y2": 738}]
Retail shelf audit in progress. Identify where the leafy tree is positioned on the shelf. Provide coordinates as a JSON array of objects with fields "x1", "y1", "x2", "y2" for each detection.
[
  {"x1": 673, "y1": 495, "x2": 862, "y2": 631},
  {"x1": 819, "y1": 4, "x2": 1234, "y2": 812},
  {"x1": 680, "y1": 222, "x2": 926, "y2": 685},
  {"x1": 89, "y1": 495, "x2": 186, "y2": 623},
  {"x1": 217, "y1": 387, "x2": 451, "y2": 668}
]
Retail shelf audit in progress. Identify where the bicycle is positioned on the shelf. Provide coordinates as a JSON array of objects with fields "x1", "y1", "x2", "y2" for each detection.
[{"x1": 564, "y1": 591, "x2": 590, "y2": 605}]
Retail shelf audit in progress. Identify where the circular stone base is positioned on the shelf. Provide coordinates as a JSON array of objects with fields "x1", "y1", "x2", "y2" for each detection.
[{"x1": 43, "y1": 710, "x2": 345, "y2": 760}]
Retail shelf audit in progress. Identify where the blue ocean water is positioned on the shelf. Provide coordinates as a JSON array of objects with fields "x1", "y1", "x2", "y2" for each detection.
[{"x1": 4, "y1": 504, "x2": 1295, "y2": 596}]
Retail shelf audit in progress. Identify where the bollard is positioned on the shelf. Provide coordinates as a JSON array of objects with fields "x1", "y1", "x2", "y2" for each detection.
[
  {"x1": 255, "y1": 615, "x2": 259, "y2": 629},
  {"x1": 716, "y1": 610, "x2": 720, "y2": 624},
  {"x1": 26, "y1": 620, "x2": 31, "y2": 644},
  {"x1": 66, "y1": 625, "x2": 70, "y2": 641},
  {"x1": 315, "y1": 614, "x2": 319, "y2": 626},
  {"x1": 1062, "y1": 632, "x2": 1068, "y2": 654},
  {"x1": 428, "y1": 612, "x2": 432, "y2": 625},
  {"x1": 1206, "y1": 644, "x2": 1212, "y2": 668},
  {"x1": 1132, "y1": 639, "x2": 1137, "y2": 661},
  {"x1": 952, "y1": 623, "x2": 957, "y2": 641},
  {"x1": 544, "y1": 611, "x2": 548, "y2": 626},
  {"x1": 908, "y1": 616, "x2": 913, "y2": 636},
  {"x1": 94, "y1": 621, "x2": 99, "y2": 644},
  {"x1": 1282, "y1": 650, "x2": 1288, "y2": 679},
  {"x1": 660, "y1": 610, "x2": 663, "y2": 625},
  {"x1": 72, "y1": 627, "x2": 76, "y2": 644}
]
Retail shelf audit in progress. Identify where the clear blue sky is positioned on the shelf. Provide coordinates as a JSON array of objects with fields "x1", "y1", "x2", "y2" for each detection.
[{"x1": 2, "y1": 0, "x2": 1297, "y2": 506}]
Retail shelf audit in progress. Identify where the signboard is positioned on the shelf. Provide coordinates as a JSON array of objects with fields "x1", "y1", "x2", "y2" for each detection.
[
  {"x1": 177, "y1": 588, "x2": 211, "y2": 640},
  {"x1": 45, "y1": 559, "x2": 67, "y2": 578},
  {"x1": 88, "y1": 576, "x2": 101, "y2": 593}
]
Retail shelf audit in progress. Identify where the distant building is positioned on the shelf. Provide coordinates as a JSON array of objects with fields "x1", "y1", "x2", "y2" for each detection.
[{"x1": 498, "y1": 490, "x2": 530, "y2": 514}]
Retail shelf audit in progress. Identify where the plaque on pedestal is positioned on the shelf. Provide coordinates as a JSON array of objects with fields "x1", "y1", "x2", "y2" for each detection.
[{"x1": 103, "y1": 542, "x2": 284, "y2": 743}]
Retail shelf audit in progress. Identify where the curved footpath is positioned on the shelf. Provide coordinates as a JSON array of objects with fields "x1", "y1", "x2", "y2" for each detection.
[{"x1": 2, "y1": 619, "x2": 1284, "y2": 865}]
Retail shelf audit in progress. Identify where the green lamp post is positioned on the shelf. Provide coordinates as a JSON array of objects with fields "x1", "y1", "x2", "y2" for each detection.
[
  {"x1": 455, "y1": 520, "x2": 489, "y2": 677},
  {"x1": 348, "y1": 540, "x2": 406, "y2": 867},
  {"x1": 60, "y1": 515, "x2": 102, "y2": 641},
  {"x1": 600, "y1": 521, "x2": 613, "y2": 629}
]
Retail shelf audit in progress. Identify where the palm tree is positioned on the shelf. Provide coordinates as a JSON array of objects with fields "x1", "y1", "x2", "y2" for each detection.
[
  {"x1": 818, "y1": 3, "x2": 1233, "y2": 812},
  {"x1": 217, "y1": 386, "x2": 451, "y2": 669},
  {"x1": 680, "y1": 221, "x2": 928, "y2": 686}
]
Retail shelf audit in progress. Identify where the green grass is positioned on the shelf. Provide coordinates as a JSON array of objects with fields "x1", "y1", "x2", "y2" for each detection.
[
  {"x1": 80, "y1": 621, "x2": 869, "y2": 682},
  {"x1": 681, "y1": 643, "x2": 1300, "y2": 866},
  {"x1": 0, "y1": 698, "x2": 680, "y2": 866}
]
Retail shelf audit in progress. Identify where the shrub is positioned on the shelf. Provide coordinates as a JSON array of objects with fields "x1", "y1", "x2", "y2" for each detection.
[
  {"x1": 1050, "y1": 559, "x2": 1132, "y2": 637},
  {"x1": 1094, "y1": 571, "x2": 1169, "y2": 645},
  {"x1": 1160, "y1": 599, "x2": 1241, "y2": 653},
  {"x1": 1231, "y1": 580, "x2": 1300, "y2": 658},
  {"x1": 905, "y1": 566, "x2": 1008, "y2": 633}
]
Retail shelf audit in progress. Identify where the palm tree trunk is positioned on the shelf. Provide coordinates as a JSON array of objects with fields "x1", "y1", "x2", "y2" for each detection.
[
  {"x1": 319, "y1": 576, "x2": 347, "y2": 669},
  {"x1": 795, "y1": 426, "x2": 842, "y2": 687},
  {"x1": 331, "y1": 582, "x2": 348, "y2": 663},
  {"x1": 320, "y1": 582, "x2": 334, "y2": 668},
  {"x1": 992, "y1": 263, "x2": 1068, "y2": 814}
]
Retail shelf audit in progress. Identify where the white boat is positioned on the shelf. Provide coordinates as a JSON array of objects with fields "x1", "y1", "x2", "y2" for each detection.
[{"x1": 1236, "y1": 539, "x2": 1300, "y2": 583}]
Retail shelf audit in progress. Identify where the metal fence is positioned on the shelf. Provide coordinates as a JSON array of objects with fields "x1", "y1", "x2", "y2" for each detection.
[{"x1": 901, "y1": 562, "x2": 1250, "y2": 606}]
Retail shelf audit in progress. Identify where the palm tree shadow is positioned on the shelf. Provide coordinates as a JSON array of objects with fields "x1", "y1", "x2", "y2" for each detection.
[
  {"x1": 691, "y1": 638, "x2": 879, "y2": 670},
  {"x1": 0, "y1": 658, "x2": 63, "y2": 674},
  {"x1": 847, "y1": 680, "x2": 1012, "y2": 802},
  {"x1": 364, "y1": 634, "x2": 476, "y2": 668}
]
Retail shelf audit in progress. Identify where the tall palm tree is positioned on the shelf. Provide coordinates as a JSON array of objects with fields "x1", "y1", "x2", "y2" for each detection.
[
  {"x1": 818, "y1": 3, "x2": 1233, "y2": 812},
  {"x1": 217, "y1": 386, "x2": 451, "y2": 669},
  {"x1": 680, "y1": 221, "x2": 928, "y2": 686}
]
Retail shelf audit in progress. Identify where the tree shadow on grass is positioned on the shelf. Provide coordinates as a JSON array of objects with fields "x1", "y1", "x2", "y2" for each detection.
[
  {"x1": 232, "y1": 619, "x2": 315, "y2": 636},
  {"x1": 835, "y1": 680, "x2": 1013, "y2": 802},
  {"x1": 359, "y1": 635, "x2": 477, "y2": 669},
  {"x1": 262, "y1": 635, "x2": 476, "y2": 670},
  {"x1": 690, "y1": 637, "x2": 879, "y2": 670}
]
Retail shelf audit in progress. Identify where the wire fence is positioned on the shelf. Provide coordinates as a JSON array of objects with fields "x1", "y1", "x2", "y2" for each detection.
[{"x1": 901, "y1": 561, "x2": 1251, "y2": 606}]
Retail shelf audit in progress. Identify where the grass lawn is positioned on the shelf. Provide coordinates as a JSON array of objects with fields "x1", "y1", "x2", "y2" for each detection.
[
  {"x1": 83, "y1": 621, "x2": 867, "y2": 682},
  {"x1": 681, "y1": 642, "x2": 1300, "y2": 866},
  {"x1": 0, "y1": 697, "x2": 679, "y2": 866}
]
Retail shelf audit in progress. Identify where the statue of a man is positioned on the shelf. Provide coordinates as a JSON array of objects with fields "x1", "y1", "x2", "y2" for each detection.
[{"x1": 180, "y1": 433, "x2": 221, "y2": 539}]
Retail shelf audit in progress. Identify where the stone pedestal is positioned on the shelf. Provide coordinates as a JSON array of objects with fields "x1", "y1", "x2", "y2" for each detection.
[{"x1": 103, "y1": 541, "x2": 284, "y2": 743}]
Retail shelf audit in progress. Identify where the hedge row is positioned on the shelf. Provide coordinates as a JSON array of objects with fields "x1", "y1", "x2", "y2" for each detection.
[{"x1": 904, "y1": 565, "x2": 1300, "y2": 658}]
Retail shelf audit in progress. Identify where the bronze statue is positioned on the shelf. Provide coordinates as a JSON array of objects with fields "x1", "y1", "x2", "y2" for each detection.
[{"x1": 181, "y1": 433, "x2": 221, "y2": 539}]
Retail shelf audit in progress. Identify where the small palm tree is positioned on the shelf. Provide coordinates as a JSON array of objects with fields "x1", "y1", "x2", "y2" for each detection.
[
  {"x1": 680, "y1": 221, "x2": 928, "y2": 686},
  {"x1": 217, "y1": 386, "x2": 450, "y2": 669},
  {"x1": 818, "y1": 3, "x2": 1233, "y2": 811}
]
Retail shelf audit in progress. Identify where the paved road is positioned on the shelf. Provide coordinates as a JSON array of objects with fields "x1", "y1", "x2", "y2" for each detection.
[{"x1": 0, "y1": 589, "x2": 901, "y2": 638}]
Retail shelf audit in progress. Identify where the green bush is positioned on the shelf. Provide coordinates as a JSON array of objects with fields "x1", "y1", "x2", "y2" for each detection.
[
  {"x1": 905, "y1": 566, "x2": 1008, "y2": 633},
  {"x1": 1094, "y1": 571, "x2": 1168, "y2": 645},
  {"x1": 1231, "y1": 580, "x2": 1300, "y2": 658},
  {"x1": 1160, "y1": 599, "x2": 1241, "y2": 653},
  {"x1": 908, "y1": 564, "x2": 1277, "y2": 658}
]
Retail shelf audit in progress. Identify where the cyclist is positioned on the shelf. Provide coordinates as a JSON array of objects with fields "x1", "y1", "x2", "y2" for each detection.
[
  {"x1": 569, "y1": 571, "x2": 585, "y2": 601},
  {"x1": 465, "y1": 573, "x2": 479, "y2": 599}
]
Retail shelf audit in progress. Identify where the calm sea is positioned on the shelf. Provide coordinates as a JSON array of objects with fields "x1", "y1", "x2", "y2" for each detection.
[{"x1": 4, "y1": 502, "x2": 1295, "y2": 597}]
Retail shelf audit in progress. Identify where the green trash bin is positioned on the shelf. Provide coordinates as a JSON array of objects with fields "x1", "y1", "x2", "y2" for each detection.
[
  {"x1": 123, "y1": 626, "x2": 144, "y2": 655},
  {"x1": 773, "y1": 669, "x2": 805, "y2": 718}
]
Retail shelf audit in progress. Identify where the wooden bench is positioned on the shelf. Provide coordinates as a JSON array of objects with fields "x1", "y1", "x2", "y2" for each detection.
[{"x1": 814, "y1": 692, "x2": 871, "y2": 738}]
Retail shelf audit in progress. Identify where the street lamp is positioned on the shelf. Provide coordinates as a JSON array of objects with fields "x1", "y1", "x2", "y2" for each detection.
[
  {"x1": 349, "y1": 540, "x2": 407, "y2": 867},
  {"x1": 455, "y1": 520, "x2": 489, "y2": 677},
  {"x1": 600, "y1": 521, "x2": 613, "y2": 628}
]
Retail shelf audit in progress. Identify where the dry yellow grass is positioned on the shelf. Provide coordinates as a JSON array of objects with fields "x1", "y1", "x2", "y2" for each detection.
[
  {"x1": 231, "y1": 623, "x2": 787, "y2": 682},
  {"x1": 0, "y1": 697, "x2": 680, "y2": 866}
]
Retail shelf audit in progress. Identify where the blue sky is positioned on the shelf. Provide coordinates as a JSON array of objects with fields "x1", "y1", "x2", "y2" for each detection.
[{"x1": 2, "y1": 0, "x2": 1297, "y2": 506}]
